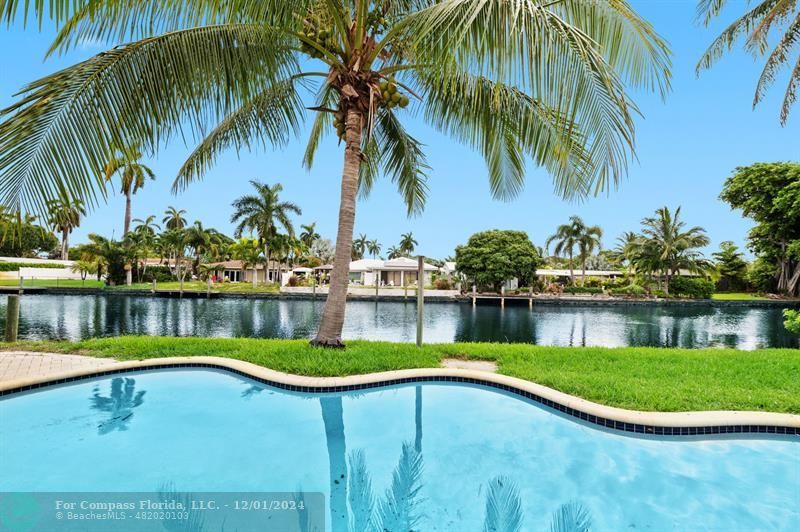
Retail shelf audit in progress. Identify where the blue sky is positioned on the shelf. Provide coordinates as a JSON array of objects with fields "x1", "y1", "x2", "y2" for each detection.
[{"x1": 1, "y1": 1, "x2": 796, "y2": 259}]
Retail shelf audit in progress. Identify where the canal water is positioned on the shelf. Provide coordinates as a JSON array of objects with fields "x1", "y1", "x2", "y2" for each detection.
[{"x1": 0, "y1": 293, "x2": 795, "y2": 349}]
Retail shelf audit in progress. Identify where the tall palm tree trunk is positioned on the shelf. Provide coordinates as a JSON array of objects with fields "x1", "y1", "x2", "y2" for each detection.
[
  {"x1": 123, "y1": 189, "x2": 132, "y2": 236},
  {"x1": 313, "y1": 109, "x2": 362, "y2": 347},
  {"x1": 61, "y1": 229, "x2": 69, "y2": 260},
  {"x1": 568, "y1": 251, "x2": 574, "y2": 285}
]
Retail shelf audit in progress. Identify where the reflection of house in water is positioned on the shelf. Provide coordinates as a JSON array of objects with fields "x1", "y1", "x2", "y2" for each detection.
[{"x1": 90, "y1": 377, "x2": 146, "y2": 435}]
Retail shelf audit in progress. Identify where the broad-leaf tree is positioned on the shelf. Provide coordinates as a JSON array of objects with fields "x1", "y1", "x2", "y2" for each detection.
[
  {"x1": 697, "y1": 0, "x2": 800, "y2": 124},
  {"x1": 0, "y1": 0, "x2": 671, "y2": 346},
  {"x1": 455, "y1": 229, "x2": 540, "y2": 292},
  {"x1": 720, "y1": 162, "x2": 800, "y2": 295}
]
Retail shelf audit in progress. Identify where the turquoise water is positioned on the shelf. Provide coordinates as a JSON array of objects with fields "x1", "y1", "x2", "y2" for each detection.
[
  {"x1": 1, "y1": 293, "x2": 798, "y2": 348},
  {"x1": 1, "y1": 369, "x2": 798, "y2": 530}
]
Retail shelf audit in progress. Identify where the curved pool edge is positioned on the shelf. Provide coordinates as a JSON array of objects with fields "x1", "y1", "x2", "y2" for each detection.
[{"x1": 1, "y1": 355, "x2": 798, "y2": 437}]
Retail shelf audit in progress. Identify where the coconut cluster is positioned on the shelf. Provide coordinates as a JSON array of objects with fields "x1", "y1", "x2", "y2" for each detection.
[
  {"x1": 333, "y1": 110, "x2": 347, "y2": 141},
  {"x1": 298, "y1": 26, "x2": 337, "y2": 59},
  {"x1": 366, "y1": 10, "x2": 388, "y2": 33},
  {"x1": 380, "y1": 78, "x2": 409, "y2": 110}
]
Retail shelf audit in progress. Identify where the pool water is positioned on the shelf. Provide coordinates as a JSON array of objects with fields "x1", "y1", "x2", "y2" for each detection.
[{"x1": 1, "y1": 369, "x2": 798, "y2": 530}]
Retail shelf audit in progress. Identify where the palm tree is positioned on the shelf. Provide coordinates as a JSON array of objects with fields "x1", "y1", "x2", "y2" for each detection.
[
  {"x1": 352, "y1": 233, "x2": 369, "y2": 260},
  {"x1": 104, "y1": 143, "x2": 155, "y2": 236},
  {"x1": 48, "y1": 197, "x2": 85, "y2": 260},
  {"x1": 612, "y1": 231, "x2": 641, "y2": 276},
  {"x1": 231, "y1": 181, "x2": 301, "y2": 284},
  {"x1": 132, "y1": 215, "x2": 161, "y2": 237},
  {"x1": 230, "y1": 237, "x2": 262, "y2": 288},
  {"x1": 299, "y1": 222, "x2": 320, "y2": 249},
  {"x1": 545, "y1": 216, "x2": 585, "y2": 284},
  {"x1": 398, "y1": 232, "x2": 417, "y2": 256},
  {"x1": 162, "y1": 207, "x2": 187, "y2": 231},
  {"x1": 637, "y1": 206, "x2": 712, "y2": 295},
  {"x1": 367, "y1": 239, "x2": 381, "y2": 258},
  {"x1": 159, "y1": 228, "x2": 190, "y2": 292},
  {"x1": 387, "y1": 246, "x2": 402, "y2": 260},
  {"x1": 697, "y1": 0, "x2": 800, "y2": 125},
  {"x1": 0, "y1": 1, "x2": 671, "y2": 347},
  {"x1": 576, "y1": 222, "x2": 603, "y2": 285}
]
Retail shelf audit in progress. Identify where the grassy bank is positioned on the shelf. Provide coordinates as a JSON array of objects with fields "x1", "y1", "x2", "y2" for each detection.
[
  {"x1": 5, "y1": 337, "x2": 799, "y2": 414},
  {"x1": 712, "y1": 292, "x2": 769, "y2": 301}
]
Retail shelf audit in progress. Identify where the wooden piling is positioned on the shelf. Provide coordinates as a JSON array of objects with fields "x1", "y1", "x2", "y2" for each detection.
[{"x1": 4, "y1": 294, "x2": 20, "y2": 342}]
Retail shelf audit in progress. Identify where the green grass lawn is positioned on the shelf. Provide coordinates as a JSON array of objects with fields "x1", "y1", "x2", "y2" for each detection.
[
  {"x1": 6, "y1": 336, "x2": 799, "y2": 414},
  {"x1": 712, "y1": 292, "x2": 769, "y2": 301},
  {"x1": 0, "y1": 279, "x2": 106, "y2": 288},
  {"x1": 111, "y1": 281, "x2": 282, "y2": 293}
]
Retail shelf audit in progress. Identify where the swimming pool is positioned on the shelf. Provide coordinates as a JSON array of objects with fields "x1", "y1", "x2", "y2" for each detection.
[{"x1": 1, "y1": 369, "x2": 798, "y2": 530}]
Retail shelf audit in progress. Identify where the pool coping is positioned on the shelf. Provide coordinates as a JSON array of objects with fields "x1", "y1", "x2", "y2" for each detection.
[{"x1": 2, "y1": 356, "x2": 798, "y2": 437}]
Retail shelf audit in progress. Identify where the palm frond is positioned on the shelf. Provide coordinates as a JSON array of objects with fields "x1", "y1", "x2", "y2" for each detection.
[
  {"x1": 347, "y1": 450, "x2": 375, "y2": 532},
  {"x1": 175, "y1": 79, "x2": 305, "y2": 192},
  {"x1": 696, "y1": 0, "x2": 782, "y2": 73},
  {"x1": 419, "y1": 69, "x2": 599, "y2": 200},
  {"x1": 755, "y1": 13, "x2": 800, "y2": 105},
  {"x1": 303, "y1": 81, "x2": 339, "y2": 170},
  {"x1": 374, "y1": 109, "x2": 429, "y2": 215},
  {"x1": 482, "y1": 476, "x2": 523, "y2": 532},
  {"x1": 0, "y1": 24, "x2": 297, "y2": 216},
  {"x1": 549, "y1": 501, "x2": 592, "y2": 532},
  {"x1": 376, "y1": 442, "x2": 424, "y2": 532}
]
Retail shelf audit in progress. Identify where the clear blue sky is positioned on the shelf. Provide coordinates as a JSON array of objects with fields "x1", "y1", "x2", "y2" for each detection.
[{"x1": 1, "y1": 1, "x2": 796, "y2": 259}]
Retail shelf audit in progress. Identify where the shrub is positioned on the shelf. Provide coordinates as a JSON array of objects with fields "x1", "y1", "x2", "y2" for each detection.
[
  {"x1": 748, "y1": 258, "x2": 778, "y2": 293},
  {"x1": 0, "y1": 262, "x2": 66, "y2": 271},
  {"x1": 564, "y1": 286, "x2": 603, "y2": 294},
  {"x1": 434, "y1": 278, "x2": 452, "y2": 290},
  {"x1": 583, "y1": 276, "x2": 605, "y2": 288},
  {"x1": 138, "y1": 265, "x2": 173, "y2": 283},
  {"x1": 544, "y1": 283, "x2": 563, "y2": 295},
  {"x1": 784, "y1": 309, "x2": 800, "y2": 335},
  {"x1": 669, "y1": 276, "x2": 715, "y2": 299},
  {"x1": 287, "y1": 274, "x2": 301, "y2": 287},
  {"x1": 610, "y1": 284, "x2": 645, "y2": 297}
]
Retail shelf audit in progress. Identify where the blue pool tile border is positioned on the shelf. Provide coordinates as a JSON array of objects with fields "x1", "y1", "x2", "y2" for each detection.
[{"x1": 1, "y1": 362, "x2": 798, "y2": 438}]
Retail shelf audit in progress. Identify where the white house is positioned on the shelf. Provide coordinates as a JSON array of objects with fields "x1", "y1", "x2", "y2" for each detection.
[{"x1": 371, "y1": 257, "x2": 437, "y2": 287}]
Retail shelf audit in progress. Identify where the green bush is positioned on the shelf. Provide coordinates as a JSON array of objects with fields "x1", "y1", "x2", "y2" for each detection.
[
  {"x1": 784, "y1": 309, "x2": 800, "y2": 335},
  {"x1": 0, "y1": 262, "x2": 66, "y2": 271},
  {"x1": 669, "y1": 276, "x2": 715, "y2": 299},
  {"x1": 564, "y1": 286, "x2": 603, "y2": 294},
  {"x1": 583, "y1": 276, "x2": 605, "y2": 288},
  {"x1": 748, "y1": 258, "x2": 778, "y2": 293},
  {"x1": 610, "y1": 284, "x2": 645, "y2": 297},
  {"x1": 138, "y1": 265, "x2": 173, "y2": 283}
]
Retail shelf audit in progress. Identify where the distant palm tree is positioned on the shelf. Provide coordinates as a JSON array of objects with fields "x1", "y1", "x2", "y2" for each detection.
[
  {"x1": 367, "y1": 239, "x2": 381, "y2": 258},
  {"x1": 577, "y1": 222, "x2": 603, "y2": 285},
  {"x1": 299, "y1": 222, "x2": 320, "y2": 249},
  {"x1": 697, "y1": 0, "x2": 800, "y2": 125},
  {"x1": 636, "y1": 206, "x2": 711, "y2": 294},
  {"x1": 48, "y1": 197, "x2": 85, "y2": 260},
  {"x1": 612, "y1": 231, "x2": 641, "y2": 276},
  {"x1": 162, "y1": 207, "x2": 187, "y2": 230},
  {"x1": 545, "y1": 216, "x2": 585, "y2": 284},
  {"x1": 231, "y1": 181, "x2": 300, "y2": 283},
  {"x1": 230, "y1": 237, "x2": 262, "y2": 288},
  {"x1": 387, "y1": 246, "x2": 402, "y2": 260},
  {"x1": 352, "y1": 233, "x2": 369, "y2": 261},
  {"x1": 399, "y1": 233, "x2": 417, "y2": 256},
  {"x1": 104, "y1": 143, "x2": 155, "y2": 236},
  {"x1": 132, "y1": 215, "x2": 161, "y2": 237}
]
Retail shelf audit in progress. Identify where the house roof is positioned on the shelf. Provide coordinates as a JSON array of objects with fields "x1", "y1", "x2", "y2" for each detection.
[
  {"x1": 292, "y1": 267, "x2": 313, "y2": 273},
  {"x1": 314, "y1": 264, "x2": 334, "y2": 270},
  {"x1": 349, "y1": 259, "x2": 384, "y2": 272},
  {"x1": 377, "y1": 257, "x2": 437, "y2": 271},
  {"x1": 440, "y1": 261, "x2": 457, "y2": 273},
  {"x1": 208, "y1": 260, "x2": 287, "y2": 270}
]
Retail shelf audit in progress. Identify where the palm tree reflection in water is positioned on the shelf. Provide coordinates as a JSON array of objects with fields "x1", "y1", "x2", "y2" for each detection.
[{"x1": 89, "y1": 377, "x2": 146, "y2": 435}]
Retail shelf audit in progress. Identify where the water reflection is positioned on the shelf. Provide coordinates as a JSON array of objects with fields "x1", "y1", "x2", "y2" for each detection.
[
  {"x1": 2, "y1": 294, "x2": 797, "y2": 349},
  {"x1": 89, "y1": 377, "x2": 146, "y2": 434}
]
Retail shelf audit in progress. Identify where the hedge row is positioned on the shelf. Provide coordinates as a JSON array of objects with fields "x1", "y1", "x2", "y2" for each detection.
[{"x1": 0, "y1": 262, "x2": 66, "y2": 272}]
